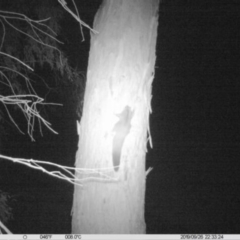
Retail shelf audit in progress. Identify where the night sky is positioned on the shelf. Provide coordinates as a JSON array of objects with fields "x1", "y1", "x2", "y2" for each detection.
[{"x1": 1, "y1": 0, "x2": 240, "y2": 234}]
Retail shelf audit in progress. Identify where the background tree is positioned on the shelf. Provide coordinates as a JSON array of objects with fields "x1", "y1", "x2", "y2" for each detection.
[
  {"x1": 72, "y1": 0, "x2": 159, "y2": 233},
  {"x1": 0, "y1": 0, "x2": 85, "y2": 233},
  {"x1": 0, "y1": 0, "x2": 83, "y2": 141},
  {"x1": 0, "y1": 190, "x2": 12, "y2": 234}
]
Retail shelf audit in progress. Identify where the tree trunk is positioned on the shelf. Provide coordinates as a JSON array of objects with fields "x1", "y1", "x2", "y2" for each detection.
[{"x1": 72, "y1": 0, "x2": 159, "y2": 234}]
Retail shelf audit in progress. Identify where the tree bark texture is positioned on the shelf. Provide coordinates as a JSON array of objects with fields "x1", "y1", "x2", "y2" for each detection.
[{"x1": 72, "y1": 0, "x2": 159, "y2": 234}]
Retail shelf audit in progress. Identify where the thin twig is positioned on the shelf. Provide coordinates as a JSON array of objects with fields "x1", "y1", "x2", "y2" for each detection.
[
  {"x1": 0, "y1": 51, "x2": 33, "y2": 71},
  {"x1": 58, "y1": 0, "x2": 98, "y2": 36},
  {"x1": 0, "y1": 220, "x2": 12, "y2": 234},
  {"x1": 0, "y1": 154, "x2": 119, "y2": 187}
]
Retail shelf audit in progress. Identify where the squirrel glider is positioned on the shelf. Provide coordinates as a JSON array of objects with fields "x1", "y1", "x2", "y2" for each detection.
[{"x1": 112, "y1": 106, "x2": 134, "y2": 171}]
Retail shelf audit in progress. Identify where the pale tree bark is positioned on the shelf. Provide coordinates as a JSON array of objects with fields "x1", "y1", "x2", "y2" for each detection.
[{"x1": 72, "y1": 0, "x2": 159, "y2": 234}]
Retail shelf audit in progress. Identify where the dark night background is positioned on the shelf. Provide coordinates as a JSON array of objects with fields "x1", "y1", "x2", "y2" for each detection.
[{"x1": 0, "y1": 0, "x2": 240, "y2": 234}]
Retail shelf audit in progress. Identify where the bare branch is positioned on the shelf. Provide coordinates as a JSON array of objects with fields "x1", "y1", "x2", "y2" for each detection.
[
  {"x1": 58, "y1": 0, "x2": 98, "y2": 39},
  {"x1": 0, "y1": 19, "x2": 6, "y2": 50},
  {"x1": 0, "y1": 51, "x2": 33, "y2": 71},
  {"x1": 2, "y1": 17, "x2": 64, "y2": 59},
  {"x1": 0, "y1": 9, "x2": 67, "y2": 139},
  {"x1": 0, "y1": 94, "x2": 62, "y2": 141},
  {"x1": 0, "y1": 220, "x2": 12, "y2": 234},
  {"x1": 0, "y1": 154, "x2": 120, "y2": 187},
  {"x1": 0, "y1": 66, "x2": 37, "y2": 95}
]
